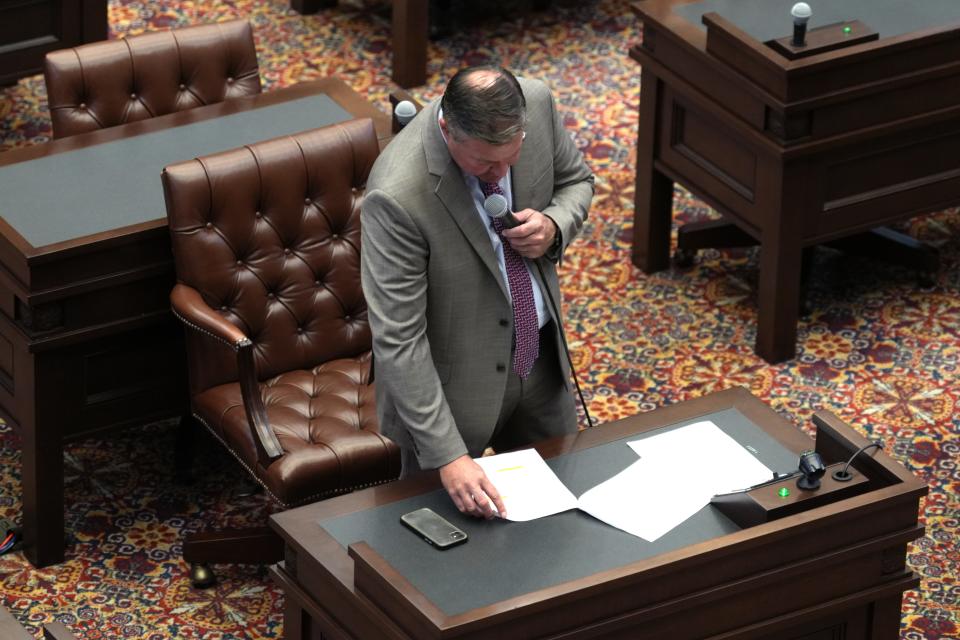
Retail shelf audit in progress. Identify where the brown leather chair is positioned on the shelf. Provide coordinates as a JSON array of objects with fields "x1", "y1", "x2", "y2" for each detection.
[
  {"x1": 44, "y1": 19, "x2": 260, "y2": 139},
  {"x1": 162, "y1": 117, "x2": 400, "y2": 587}
]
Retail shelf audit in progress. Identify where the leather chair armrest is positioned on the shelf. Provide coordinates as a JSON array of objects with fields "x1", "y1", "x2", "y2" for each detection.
[
  {"x1": 170, "y1": 284, "x2": 283, "y2": 466},
  {"x1": 170, "y1": 283, "x2": 248, "y2": 349}
]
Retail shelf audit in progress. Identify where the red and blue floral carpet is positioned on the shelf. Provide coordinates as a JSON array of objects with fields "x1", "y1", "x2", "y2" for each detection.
[{"x1": 0, "y1": 1, "x2": 957, "y2": 638}]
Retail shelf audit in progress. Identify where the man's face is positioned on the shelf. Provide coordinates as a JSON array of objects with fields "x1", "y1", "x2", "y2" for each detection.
[{"x1": 440, "y1": 118, "x2": 524, "y2": 184}]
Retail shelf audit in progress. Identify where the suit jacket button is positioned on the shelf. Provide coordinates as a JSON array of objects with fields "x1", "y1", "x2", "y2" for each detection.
[
  {"x1": 499, "y1": 319, "x2": 509, "y2": 327},
  {"x1": 496, "y1": 363, "x2": 506, "y2": 372}
]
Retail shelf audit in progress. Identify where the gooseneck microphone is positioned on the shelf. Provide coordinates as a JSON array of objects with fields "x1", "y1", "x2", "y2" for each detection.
[{"x1": 481, "y1": 194, "x2": 595, "y2": 429}]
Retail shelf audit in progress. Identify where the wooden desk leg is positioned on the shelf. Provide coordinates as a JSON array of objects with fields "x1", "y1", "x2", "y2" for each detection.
[
  {"x1": 289, "y1": 0, "x2": 336, "y2": 14},
  {"x1": 283, "y1": 594, "x2": 305, "y2": 640},
  {"x1": 868, "y1": 594, "x2": 905, "y2": 640},
  {"x1": 755, "y1": 164, "x2": 805, "y2": 363},
  {"x1": 21, "y1": 353, "x2": 66, "y2": 567},
  {"x1": 392, "y1": 0, "x2": 428, "y2": 88},
  {"x1": 632, "y1": 71, "x2": 674, "y2": 273},
  {"x1": 82, "y1": 0, "x2": 108, "y2": 42}
]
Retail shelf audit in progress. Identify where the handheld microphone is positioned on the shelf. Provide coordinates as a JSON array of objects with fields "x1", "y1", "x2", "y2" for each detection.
[
  {"x1": 480, "y1": 192, "x2": 595, "y2": 429},
  {"x1": 791, "y1": 2, "x2": 812, "y2": 46},
  {"x1": 482, "y1": 193, "x2": 521, "y2": 229}
]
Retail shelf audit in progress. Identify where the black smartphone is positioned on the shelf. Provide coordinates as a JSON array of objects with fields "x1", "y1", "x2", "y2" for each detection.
[{"x1": 400, "y1": 508, "x2": 468, "y2": 549}]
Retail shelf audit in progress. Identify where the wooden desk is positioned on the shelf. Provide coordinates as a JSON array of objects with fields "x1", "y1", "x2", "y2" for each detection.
[
  {"x1": 270, "y1": 387, "x2": 926, "y2": 639},
  {"x1": 292, "y1": 0, "x2": 429, "y2": 88},
  {"x1": 0, "y1": 0, "x2": 107, "y2": 86},
  {"x1": 0, "y1": 77, "x2": 390, "y2": 568},
  {"x1": 630, "y1": 0, "x2": 960, "y2": 362}
]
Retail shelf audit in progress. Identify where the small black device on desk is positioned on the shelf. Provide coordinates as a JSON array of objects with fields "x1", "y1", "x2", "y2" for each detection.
[{"x1": 401, "y1": 508, "x2": 468, "y2": 549}]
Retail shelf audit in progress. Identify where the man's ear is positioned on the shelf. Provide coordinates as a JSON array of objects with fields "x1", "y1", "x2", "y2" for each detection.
[{"x1": 438, "y1": 116, "x2": 449, "y2": 137}]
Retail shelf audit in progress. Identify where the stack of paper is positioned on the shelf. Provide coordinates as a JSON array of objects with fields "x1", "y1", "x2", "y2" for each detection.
[{"x1": 476, "y1": 421, "x2": 774, "y2": 541}]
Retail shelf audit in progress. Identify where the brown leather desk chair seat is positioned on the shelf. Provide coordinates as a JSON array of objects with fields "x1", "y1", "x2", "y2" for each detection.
[
  {"x1": 163, "y1": 118, "x2": 400, "y2": 587},
  {"x1": 44, "y1": 19, "x2": 260, "y2": 139}
]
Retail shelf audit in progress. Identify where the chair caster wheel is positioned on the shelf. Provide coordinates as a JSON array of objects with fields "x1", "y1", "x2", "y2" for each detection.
[
  {"x1": 674, "y1": 247, "x2": 696, "y2": 268},
  {"x1": 190, "y1": 563, "x2": 216, "y2": 589}
]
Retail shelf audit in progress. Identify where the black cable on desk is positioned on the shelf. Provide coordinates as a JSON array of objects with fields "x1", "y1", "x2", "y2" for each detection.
[{"x1": 832, "y1": 441, "x2": 883, "y2": 482}]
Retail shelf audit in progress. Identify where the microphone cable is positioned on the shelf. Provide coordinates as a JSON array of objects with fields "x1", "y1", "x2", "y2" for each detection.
[
  {"x1": 533, "y1": 259, "x2": 595, "y2": 429},
  {"x1": 832, "y1": 440, "x2": 883, "y2": 482}
]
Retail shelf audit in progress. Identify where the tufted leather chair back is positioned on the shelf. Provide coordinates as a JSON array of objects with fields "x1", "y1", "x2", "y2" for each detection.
[
  {"x1": 163, "y1": 118, "x2": 379, "y2": 395},
  {"x1": 44, "y1": 19, "x2": 261, "y2": 139}
]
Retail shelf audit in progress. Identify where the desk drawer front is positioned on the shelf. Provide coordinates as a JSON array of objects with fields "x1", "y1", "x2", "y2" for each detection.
[
  {"x1": 658, "y1": 89, "x2": 778, "y2": 232},
  {"x1": 0, "y1": 0, "x2": 106, "y2": 85},
  {"x1": 817, "y1": 125, "x2": 960, "y2": 236},
  {"x1": 0, "y1": 0, "x2": 80, "y2": 55}
]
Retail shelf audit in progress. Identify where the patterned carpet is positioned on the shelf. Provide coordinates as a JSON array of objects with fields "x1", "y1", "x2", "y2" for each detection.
[{"x1": 0, "y1": 0, "x2": 957, "y2": 638}]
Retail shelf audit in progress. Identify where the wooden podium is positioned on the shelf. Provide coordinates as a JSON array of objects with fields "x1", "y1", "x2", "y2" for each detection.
[{"x1": 269, "y1": 388, "x2": 925, "y2": 639}]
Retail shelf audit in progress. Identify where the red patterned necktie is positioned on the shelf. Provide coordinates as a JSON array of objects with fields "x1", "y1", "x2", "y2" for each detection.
[{"x1": 480, "y1": 181, "x2": 539, "y2": 378}]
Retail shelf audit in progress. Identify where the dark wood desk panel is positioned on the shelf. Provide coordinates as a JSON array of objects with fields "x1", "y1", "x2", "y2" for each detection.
[
  {"x1": 270, "y1": 388, "x2": 926, "y2": 639},
  {"x1": 630, "y1": 0, "x2": 960, "y2": 362},
  {"x1": 0, "y1": 0, "x2": 107, "y2": 86},
  {"x1": 291, "y1": 0, "x2": 428, "y2": 88},
  {"x1": 0, "y1": 77, "x2": 391, "y2": 568}
]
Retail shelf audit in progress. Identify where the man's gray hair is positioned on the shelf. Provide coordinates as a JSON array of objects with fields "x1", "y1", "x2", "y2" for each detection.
[{"x1": 441, "y1": 66, "x2": 526, "y2": 145}]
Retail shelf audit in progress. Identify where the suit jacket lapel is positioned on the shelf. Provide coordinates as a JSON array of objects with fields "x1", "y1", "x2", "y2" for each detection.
[
  {"x1": 423, "y1": 103, "x2": 510, "y2": 301},
  {"x1": 510, "y1": 134, "x2": 540, "y2": 213}
]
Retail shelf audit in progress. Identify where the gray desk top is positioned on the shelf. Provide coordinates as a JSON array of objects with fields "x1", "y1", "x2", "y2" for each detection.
[
  {"x1": 320, "y1": 407, "x2": 799, "y2": 617},
  {"x1": 0, "y1": 94, "x2": 354, "y2": 248},
  {"x1": 674, "y1": 0, "x2": 960, "y2": 42}
]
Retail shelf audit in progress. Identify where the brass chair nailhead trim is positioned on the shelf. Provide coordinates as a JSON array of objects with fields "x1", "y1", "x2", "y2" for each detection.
[{"x1": 172, "y1": 307, "x2": 244, "y2": 351}]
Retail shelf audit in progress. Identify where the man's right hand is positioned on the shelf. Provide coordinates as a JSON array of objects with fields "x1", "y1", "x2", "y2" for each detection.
[{"x1": 439, "y1": 455, "x2": 507, "y2": 519}]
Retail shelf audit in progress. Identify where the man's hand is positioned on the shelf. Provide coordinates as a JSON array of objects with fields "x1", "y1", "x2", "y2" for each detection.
[
  {"x1": 502, "y1": 209, "x2": 557, "y2": 259},
  {"x1": 439, "y1": 455, "x2": 507, "y2": 519}
]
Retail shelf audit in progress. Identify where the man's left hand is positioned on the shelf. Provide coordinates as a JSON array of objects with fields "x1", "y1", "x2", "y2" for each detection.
[{"x1": 501, "y1": 209, "x2": 557, "y2": 259}]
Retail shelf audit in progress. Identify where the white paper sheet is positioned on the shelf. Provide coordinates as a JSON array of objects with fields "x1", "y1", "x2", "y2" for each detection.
[
  {"x1": 577, "y1": 420, "x2": 773, "y2": 541},
  {"x1": 475, "y1": 422, "x2": 773, "y2": 540},
  {"x1": 626, "y1": 421, "x2": 774, "y2": 495},
  {"x1": 576, "y1": 457, "x2": 712, "y2": 541},
  {"x1": 474, "y1": 449, "x2": 579, "y2": 521}
]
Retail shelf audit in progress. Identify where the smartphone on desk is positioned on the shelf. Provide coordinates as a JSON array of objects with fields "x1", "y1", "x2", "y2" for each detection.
[{"x1": 400, "y1": 508, "x2": 468, "y2": 550}]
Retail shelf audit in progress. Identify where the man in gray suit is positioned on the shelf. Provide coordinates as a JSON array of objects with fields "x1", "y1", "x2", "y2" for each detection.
[{"x1": 361, "y1": 66, "x2": 594, "y2": 518}]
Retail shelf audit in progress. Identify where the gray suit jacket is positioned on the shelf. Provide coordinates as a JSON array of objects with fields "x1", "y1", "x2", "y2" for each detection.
[{"x1": 360, "y1": 77, "x2": 594, "y2": 469}]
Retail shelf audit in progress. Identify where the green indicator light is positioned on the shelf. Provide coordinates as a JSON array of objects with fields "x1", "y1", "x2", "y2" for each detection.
[
  {"x1": 843, "y1": 26, "x2": 853, "y2": 34},
  {"x1": 778, "y1": 487, "x2": 791, "y2": 498}
]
